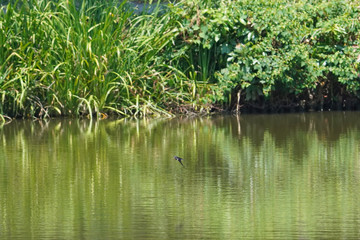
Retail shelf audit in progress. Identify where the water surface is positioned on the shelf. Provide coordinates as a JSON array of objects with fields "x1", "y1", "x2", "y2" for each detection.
[{"x1": 1, "y1": 112, "x2": 360, "y2": 239}]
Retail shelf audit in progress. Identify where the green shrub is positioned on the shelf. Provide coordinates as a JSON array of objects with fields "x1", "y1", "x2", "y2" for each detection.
[{"x1": 173, "y1": 0, "x2": 360, "y2": 111}]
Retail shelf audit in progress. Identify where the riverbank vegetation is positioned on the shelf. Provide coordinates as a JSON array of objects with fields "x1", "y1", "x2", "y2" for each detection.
[{"x1": 1, "y1": 0, "x2": 359, "y2": 121}]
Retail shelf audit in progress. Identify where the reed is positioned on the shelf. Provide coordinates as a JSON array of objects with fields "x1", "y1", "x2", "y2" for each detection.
[{"x1": 0, "y1": 0, "x2": 204, "y2": 119}]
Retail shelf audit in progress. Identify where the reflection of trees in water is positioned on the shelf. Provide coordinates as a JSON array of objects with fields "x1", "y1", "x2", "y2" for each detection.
[
  {"x1": 237, "y1": 112, "x2": 360, "y2": 145},
  {"x1": 1, "y1": 113, "x2": 360, "y2": 238},
  {"x1": 184, "y1": 112, "x2": 360, "y2": 190},
  {"x1": 2, "y1": 112, "x2": 360, "y2": 169}
]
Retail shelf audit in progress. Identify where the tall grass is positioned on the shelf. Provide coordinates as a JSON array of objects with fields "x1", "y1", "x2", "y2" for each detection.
[{"x1": 0, "y1": 0, "x2": 204, "y2": 119}]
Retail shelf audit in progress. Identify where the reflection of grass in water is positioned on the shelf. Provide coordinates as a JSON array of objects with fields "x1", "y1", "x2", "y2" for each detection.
[{"x1": 2, "y1": 114, "x2": 360, "y2": 238}]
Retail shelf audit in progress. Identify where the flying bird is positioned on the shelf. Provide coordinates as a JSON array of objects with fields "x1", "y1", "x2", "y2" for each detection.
[{"x1": 174, "y1": 156, "x2": 185, "y2": 167}]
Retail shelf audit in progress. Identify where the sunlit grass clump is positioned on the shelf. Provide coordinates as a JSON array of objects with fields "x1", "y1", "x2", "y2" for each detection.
[{"x1": 0, "y1": 0, "x2": 201, "y2": 119}]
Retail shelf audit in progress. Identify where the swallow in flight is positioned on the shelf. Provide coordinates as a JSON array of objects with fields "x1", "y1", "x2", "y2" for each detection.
[{"x1": 174, "y1": 156, "x2": 185, "y2": 167}]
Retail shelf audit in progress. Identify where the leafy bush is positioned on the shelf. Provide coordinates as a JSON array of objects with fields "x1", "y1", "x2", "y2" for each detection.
[{"x1": 173, "y1": 0, "x2": 360, "y2": 111}]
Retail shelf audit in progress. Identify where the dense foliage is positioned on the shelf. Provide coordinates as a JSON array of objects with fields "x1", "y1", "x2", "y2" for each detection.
[
  {"x1": 0, "y1": 0, "x2": 190, "y2": 120},
  {"x1": 173, "y1": 0, "x2": 360, "y2": 112},
  {"x1": 1, "y1": 0, "x2": 360, "y2": 121}
]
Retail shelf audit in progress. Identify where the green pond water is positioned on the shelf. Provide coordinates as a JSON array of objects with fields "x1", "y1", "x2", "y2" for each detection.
[{"x1": 1, "y1": 112, "x2": 360, "y2": 239}]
